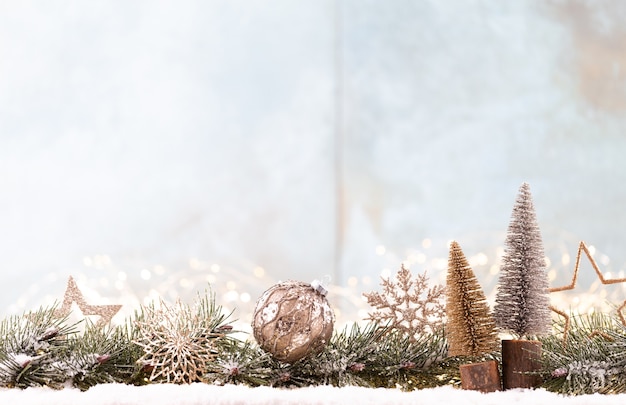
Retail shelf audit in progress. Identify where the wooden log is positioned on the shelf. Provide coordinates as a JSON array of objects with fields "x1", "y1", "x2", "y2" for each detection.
[
  {"x1": 459, "y1": 360, "x2": 501, "y2": 392},
  {"x1": 501, "y1": 339, "x2": 542, "y2": 389}
]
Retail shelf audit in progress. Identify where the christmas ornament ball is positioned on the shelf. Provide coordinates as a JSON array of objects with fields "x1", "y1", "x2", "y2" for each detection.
[{"x1": 252, "y1": 280, "x2": 334, "y2": 363}]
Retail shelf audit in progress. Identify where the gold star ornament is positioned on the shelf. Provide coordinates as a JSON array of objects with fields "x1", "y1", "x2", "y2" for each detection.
[
  {"x1": 549, "y1": 241, "x2": 626, "y2": 344},
  {"x1": 54, "y1": 276, "x2": 122, "y2": 327}
]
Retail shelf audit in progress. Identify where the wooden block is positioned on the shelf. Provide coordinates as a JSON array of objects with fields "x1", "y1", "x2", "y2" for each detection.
[
  {"x1": 501, "y1": 339, "x2": 542, "y2": 389},
  {"x1": 460, "y1": 360, "x2": 501, "y2": 393}
]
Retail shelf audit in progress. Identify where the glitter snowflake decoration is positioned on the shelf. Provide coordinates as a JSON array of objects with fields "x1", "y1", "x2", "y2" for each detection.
[
  {"x1": 133, "y1": 294, "x2": 231, "y2": 384},
  {"x1": 364, "y1": 264, "x2": 445, "y2": 339}
]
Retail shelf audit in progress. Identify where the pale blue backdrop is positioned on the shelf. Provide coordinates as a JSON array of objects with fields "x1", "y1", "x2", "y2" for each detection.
[{"x1": 1, "y1": 1, "x2": 625, "y2": 327}]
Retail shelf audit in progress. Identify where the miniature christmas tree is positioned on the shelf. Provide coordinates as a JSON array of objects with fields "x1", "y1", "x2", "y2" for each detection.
[
  {"x1": 446, "y1": 241, "x2": 498, "y2": 357},
  {"x1": 494, "y1": 182, "x2": 551, "y2": 390},
  {"x1": 494, "y1": 182, "x2": 551, "y2": 338}
]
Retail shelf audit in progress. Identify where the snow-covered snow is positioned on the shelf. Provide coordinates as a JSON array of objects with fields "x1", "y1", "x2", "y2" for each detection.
[{"x1": 0, "y1": 384, "x2": 623, "y2": 405}]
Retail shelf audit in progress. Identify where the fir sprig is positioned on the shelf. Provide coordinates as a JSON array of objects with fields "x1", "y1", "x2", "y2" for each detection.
[
  {"x1": 0, "y1": 306, "x2": 76, "y2": 388},
  {"x1": 59, "y1": 322, "x2": 143, "y2": 391},
  {"x1": 303, "y1": 322, "x2": 387, "y2": 387},
  {"x1": 540, "y1": 312, "x2": 626, "y2": 395},
  {"x1": 204, "y1": 339, "x2": 273, "y2": 386},
  {"x1": 271, "y1": 323, "x2": 448, "y2": 390}
]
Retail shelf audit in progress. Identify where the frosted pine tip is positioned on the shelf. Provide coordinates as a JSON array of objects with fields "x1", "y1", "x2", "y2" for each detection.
[
  {"x1": 38, "y1": 327, "x2": 59, "y2": 341},
  {"x1": 13, "y1": 354, "x2": 34, "y2": 368},
  {"x1": 349, "y1": 363, "x2": 365, "y2": 372},
  {"x1": 400, "y1": 361, "x2": 416, "y2": 370}
]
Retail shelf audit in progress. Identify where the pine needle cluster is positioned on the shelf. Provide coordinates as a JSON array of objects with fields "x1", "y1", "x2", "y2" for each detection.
[
  {"x1": 0, "y1": 306, "x2": 75, "y2": 388},
  {"x1": 301, "y1": 323, "x2": 447, "y2": 389},
  {"x1": 0, "y1": 306, "x2": 142, "y2": 391},
  {"x1": 206, "y1": 322, "x2": 448, "y2": 391},
  {"x1": 60, "y1": 323, "x2": 144, "y2": 390},
  {"x1": 204, "y1": 340, "x2": 274, "y2": 386},
  {"x1": 540, "y1": 313, "x2": 626, "y2": 395}
]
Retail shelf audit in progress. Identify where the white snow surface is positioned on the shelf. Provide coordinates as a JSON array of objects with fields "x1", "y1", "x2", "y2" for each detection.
[{"x1": 0, "y1": 384, "x2": 624, "y2": 405}]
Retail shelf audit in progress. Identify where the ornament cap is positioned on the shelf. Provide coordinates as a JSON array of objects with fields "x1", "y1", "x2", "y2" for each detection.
[{"x1": 311, "y1": 279, "x2": 328, "y2": 296}]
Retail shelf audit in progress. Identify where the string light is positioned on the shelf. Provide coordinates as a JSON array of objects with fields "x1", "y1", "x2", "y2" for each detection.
[
  {"x1": 140, "y1": 269, "x2": 151, "y2": 280},
  {"x1": 6, "y1": 238, "x2": 626, "y2": 338}
]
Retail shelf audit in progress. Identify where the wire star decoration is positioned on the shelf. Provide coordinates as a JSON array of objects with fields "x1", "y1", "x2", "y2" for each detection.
[
  {"x1": 133, "y1": 298, "x2": 224, "y2": 384},
  {"x1": 54, "y1": 276, "x2": 122, "y2": 327},
  {"x1": 549, "y1": 241, "x2": 626, "y2": 343}
]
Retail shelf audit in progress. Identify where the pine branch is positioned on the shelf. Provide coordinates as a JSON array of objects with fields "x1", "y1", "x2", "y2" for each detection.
[
  {"x1": 0, "y1": 306, "x2": 76, "y2": 389},
  {"x1": 295, "y1": 322, "x2": 386, "y2": 387},
  {"x1": 278, "y1": 322, "x2": 448, "y2": 390},
  {"x1": 540, "y1": 312, "x2": 626, "y2": 395},
  {"x1": 364, "y1": 327, "x2": 448, "y2": 390},
  {"x1": 204, "y1": 339, "x2": 274, "y2": 386},
  {"x1": 59, "y1": 322, "x2": 143, "y2": 391}
]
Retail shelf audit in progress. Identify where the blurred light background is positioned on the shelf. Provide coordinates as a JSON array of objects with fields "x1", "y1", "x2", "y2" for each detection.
[{"x1": 1, "y1": 1, "x2": 626, "y2": 332}]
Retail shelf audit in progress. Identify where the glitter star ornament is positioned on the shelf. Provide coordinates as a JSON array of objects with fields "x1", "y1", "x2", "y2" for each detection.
[
  {"x1": 364, "y1": 264, "x2": 445, "y2": 339},
  {"x1": 54, "y1": 276, "x2": 122, "y2": 327},
  {"x1": 252, "y1": 280, "x2": 334, "y2": 363}
]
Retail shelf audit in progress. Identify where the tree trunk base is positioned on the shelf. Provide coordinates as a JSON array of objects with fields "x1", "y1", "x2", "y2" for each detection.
[
  {"x1": 501, "y1": 339, "x2": 542, "y2": 389},
  {"x1": 459, "y1": 360, "x2": 501, "y2": 392}
]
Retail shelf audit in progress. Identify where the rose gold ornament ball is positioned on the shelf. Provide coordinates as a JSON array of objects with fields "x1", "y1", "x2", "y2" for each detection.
[{"x1": 252, "y1": 280, "x2": 334, "y2": 363}]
